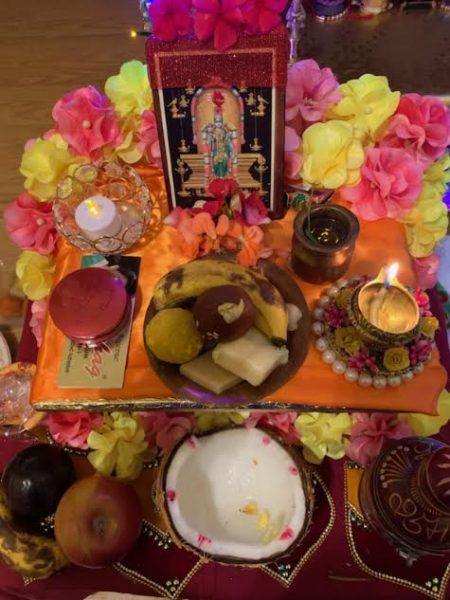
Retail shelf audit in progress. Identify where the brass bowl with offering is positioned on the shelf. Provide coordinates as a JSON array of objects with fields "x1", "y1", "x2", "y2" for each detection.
[{"x1": 143, "y1": 257, "x2": 309, "y2": 406}]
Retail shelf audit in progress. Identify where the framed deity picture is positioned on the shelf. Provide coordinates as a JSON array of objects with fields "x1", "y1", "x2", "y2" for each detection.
[{"x1": 146, "y1": 26, "x2": 289, "y2": 219}]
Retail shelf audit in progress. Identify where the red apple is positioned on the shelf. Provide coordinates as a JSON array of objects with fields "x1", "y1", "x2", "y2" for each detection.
[{"x1": 54, "y1": 474, "x2": 142, "y2": 568}]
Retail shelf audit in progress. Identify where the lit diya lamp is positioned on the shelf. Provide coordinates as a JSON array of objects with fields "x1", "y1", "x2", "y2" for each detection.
[{"x1": 348, "y1": 263, "x2": 420, "y2": 350}]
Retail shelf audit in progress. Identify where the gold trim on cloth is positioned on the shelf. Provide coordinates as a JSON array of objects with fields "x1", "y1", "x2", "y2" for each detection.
[{"x1": 344, "y1": 463, "x2": 450, "y2": 600}]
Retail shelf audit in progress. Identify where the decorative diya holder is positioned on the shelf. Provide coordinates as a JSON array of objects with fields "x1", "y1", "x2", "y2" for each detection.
[
  {"x1": 311, "y1": 268, "x2": 437, "y2": 388},
  {"x1": 53, "y1": 161, "x2": 152, "y2": 255}
]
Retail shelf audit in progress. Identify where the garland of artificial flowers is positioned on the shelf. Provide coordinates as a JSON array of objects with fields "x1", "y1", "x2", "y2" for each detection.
[{"x1": 3, "y1": 54, "x2": 450, "y2": 478}]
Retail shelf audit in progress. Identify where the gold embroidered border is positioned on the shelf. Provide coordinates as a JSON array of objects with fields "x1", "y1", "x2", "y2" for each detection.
[
  {"x1": 259, "y1": 472, "x2": 336, "y2": 588},
  {"x1": 344, "y1": 462, "x2": 450, "y2": 600},
  {"x1": 113, "y1": 559, "x2": 203, "y2": 600}
]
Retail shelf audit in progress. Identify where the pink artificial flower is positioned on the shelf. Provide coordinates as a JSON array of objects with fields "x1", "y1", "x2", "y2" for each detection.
[
  {"x1": 341, "y1": 147, "x2": 423, "y2": 221},
  {"x1": 193, "y1": 0, "x2": 245, "y2": 51},
  {"x1": 347, "y1": 348, "x2": 379, "y2": 373},
  {"x1": 47, "y1": 411, "x2": 104, "y2": 450},
  {"x1": 52, "y1": 86, "x2": 122, "y2": 160},
  {"x1": 379, "y1": 94, "x2": 450, "y2": 168},
  {"x1": 285, "y1": 59, "x2": 341, "y2": 124},
  {"x1": 29, "y1": 299, "x2": 48, "y2": 347},
  {"x1": 284, "y1": 125, "x2": 303, "y2": 183},
  {"x1": 4, "y1": 193, "x2": 57, "y2": 255},
  {"x1": 285, "y1": 125, "x2": 300, "y2": 153},
  {"x1": 324, "y1": 305, "x2": 349, "y2": 328},
  {"x1": 148, "y1": 0, "x2": 193, "y2": 42},
  {"x1": 240, "y1": 191, "x2": 270, "y2": 226},
  {"x1": 410, "y1": 338, "x2": 433, "y2": 366},
  {"x1": 141, "y1": 412, "x2": 195, "y2": 453},
  {"x1": 246, "y1": 412, "x2": 298, "y2": 443},
  {"x1": 164, "y1": 206, "x2": 187, "y2": 228},
  {"x1": 242, "y1": 0, "x2": 288, "y2": 34},
  {"x1": 412, "y1": 254, "x2": 440, "y2": 290},
  {"x1": 414, "y1": 288, "x2": 431, "y2": 311},
  {"x1": 346, "y1": 413, "x2": 413, "y2": 467},
  {"x1": 137, "y1": 110, "x2": 162, "y2": 169},
  {"x1": 284, "y1": 151, "x2": 303, "y2": 183}
]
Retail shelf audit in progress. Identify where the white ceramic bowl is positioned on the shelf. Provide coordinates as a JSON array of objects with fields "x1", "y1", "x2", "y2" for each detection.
[{"x1": 162, "y1": 428, "x2": 312, "y2": 563}]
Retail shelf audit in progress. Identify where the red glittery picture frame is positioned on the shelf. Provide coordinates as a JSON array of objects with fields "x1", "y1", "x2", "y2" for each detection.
[{"x1": 146, "y1": 26, "x2": 289, "y2": 219}]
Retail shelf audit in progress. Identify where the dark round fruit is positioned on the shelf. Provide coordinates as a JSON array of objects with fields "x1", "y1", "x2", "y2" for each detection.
[
  {"x1": 193, "y1": 285, "x2": 255, "y2": 343},
  {"x1": 2, "y1": 444, "x2": 76, "y2": 523}
]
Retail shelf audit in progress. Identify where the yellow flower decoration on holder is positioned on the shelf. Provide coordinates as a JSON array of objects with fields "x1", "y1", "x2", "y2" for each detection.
[
  {"x1": 383, "y1": 347, "x2": 410, "y2": 372},
  {"x1": 105, "y1": 60, "x2": 153, "y2": 118},
  {"x1": 401, "y1": 181, "x2": 448, "y2": 258},
  {"x1": 195, "y1": 411, "x2": 250, "y2": 432},
  {"x1": 335, "y1": 326, "x2": 361, "y2": 355},
  {"x1": 20, "y1": 134, "x2": 86, "y2": 201},
  {"x1": 16, "y1": 251, "x2": 55, "y2": 301},
  {"x1": 301, "y1": 120, "x2": 364, "y2": 190},
  {"x1": 401, "y1": 390, "x2": 450, "y2": 437},
  {"x1": 328, "y1": 74, "x2": 400, "y2": 140},
  {"x1": 87, "y1": 412, "x2": 148, "y2": 480},
  {"x1": 420, "y1": 316, "x2": 439, "y2": 338},
  {"x1": 295, "y1": 412, "x2": 351, "y2": 464},
  {"x1": 335, "y1": 288, "x2": 352, "y2": 310}
]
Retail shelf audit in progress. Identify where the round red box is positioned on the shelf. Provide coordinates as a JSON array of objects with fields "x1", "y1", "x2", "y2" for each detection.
[{"x1": 49, "y1": 268, "x2": 129, "y2": 346}]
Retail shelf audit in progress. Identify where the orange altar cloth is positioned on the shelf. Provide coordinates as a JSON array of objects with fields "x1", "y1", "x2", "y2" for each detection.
[{"x1": 31, "y1": 168, "x2": 446, "y2": 414}]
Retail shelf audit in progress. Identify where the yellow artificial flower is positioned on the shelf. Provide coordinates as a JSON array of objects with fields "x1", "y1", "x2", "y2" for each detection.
[
  {"x1": 295, "y1": 412, "x2": 352, "y2": 464},
  {"x1": 401, "y1": 181, "x2": 448, "y2": 258},
  {"x1": 300, "y1": 120, "x2": 364, "y2": 189},
  {"x1": 328, "y1": 74, "x2": 400, "y2": 140},
  {"x1": 16, "y1": 251, "x2": 55, "y2": 301},
  {"x1": 420, "y1": 316, "x2": 439, "y2": 338},
  {"x1": 20, "y1": 134, "x2": 86, "y2": 201},
  {"x1": 401, "y1": 390, "x2": 450, "y2": 437},
  {"x1": 105, "y1": 60, "x2": 153, "y2": 118},
  {"x1": 103, "y1": 115, "x2": 143, "y2": 164},
  {"x1": 194, "y1": 411, "x2": 250, "y2": 432},
  {"x1": 335, "y1": 288, "x2": 352, "y2": 309},
  {"x1": 87, "y1": 412, "x2": 148, "y2": 480},
  {"x1": 423, "y1": 153, "x2": 450, "y2": 196},
  {"x1": 335, "y1": 326, "x2": 361, "y2": 355},
  {"x1": 383, "y1": 347, "x2": 410, "y2": 372}
]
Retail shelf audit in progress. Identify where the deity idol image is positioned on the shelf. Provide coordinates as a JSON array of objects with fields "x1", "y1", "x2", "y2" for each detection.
[{"x1": 202, "y1": 92, "x2": 237, "y2": 179}]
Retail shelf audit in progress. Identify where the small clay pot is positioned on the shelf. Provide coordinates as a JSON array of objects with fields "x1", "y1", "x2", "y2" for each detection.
[{"x1": 291, "y1": 205, "x2": 360, "y2": 284}]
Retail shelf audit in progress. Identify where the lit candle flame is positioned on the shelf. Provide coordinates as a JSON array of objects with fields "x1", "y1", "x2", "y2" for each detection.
[
  {"x1": 384, "y1": 262, "x2": 399, "y2": 287},
  {"x1": 85, "y1": 199, "x2": 102, "y2": 217}
]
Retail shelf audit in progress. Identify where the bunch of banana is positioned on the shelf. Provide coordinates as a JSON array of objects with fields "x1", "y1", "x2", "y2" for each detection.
[
  {"x1": 0, "y1": 489, "x2": 68, "y2": 579},
  {"x1": 152, "y1": 259, "x2": 288, "y2": 345}
]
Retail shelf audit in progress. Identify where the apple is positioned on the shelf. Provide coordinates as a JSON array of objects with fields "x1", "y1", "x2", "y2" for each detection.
[{"x1": 54, "y1": 474, "x2": 142, "y2": 568}]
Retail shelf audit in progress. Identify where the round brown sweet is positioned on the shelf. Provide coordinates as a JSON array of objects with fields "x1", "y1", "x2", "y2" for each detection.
[{"x1": 193, "y1": 285, "x2": 255, "y2": 343}]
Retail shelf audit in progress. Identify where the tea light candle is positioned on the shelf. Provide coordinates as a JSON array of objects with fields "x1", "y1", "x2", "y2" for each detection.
[{"x1": 75, "y1": 195, "x2": 122, "y2": 241}]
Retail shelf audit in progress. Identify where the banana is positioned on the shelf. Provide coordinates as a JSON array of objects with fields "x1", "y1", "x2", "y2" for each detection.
[
  {"x1": 0, "y1": 489, "x2": 68, "y2": 579},
  {"x1": 152, "y1": 259, "x2": 288, "y2": 345}
]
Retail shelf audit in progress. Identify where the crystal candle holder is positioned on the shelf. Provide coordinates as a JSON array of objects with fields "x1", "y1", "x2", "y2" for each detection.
[{"x1": 53, "y1": 161, "x2": 152, "y2": 255}]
